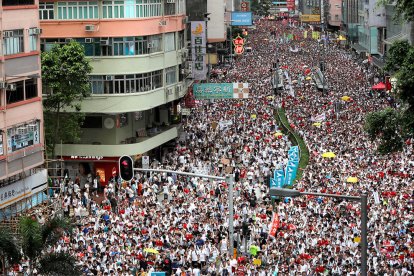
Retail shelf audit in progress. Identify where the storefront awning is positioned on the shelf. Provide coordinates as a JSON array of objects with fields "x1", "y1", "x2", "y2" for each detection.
[{"x1": 384, "y1": 33, "x2": 408, "y2": 45}]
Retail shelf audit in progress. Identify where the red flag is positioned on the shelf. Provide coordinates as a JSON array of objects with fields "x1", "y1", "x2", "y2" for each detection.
[{"x1": 269, "y1": 213, "x2": 280, "y2": 237}]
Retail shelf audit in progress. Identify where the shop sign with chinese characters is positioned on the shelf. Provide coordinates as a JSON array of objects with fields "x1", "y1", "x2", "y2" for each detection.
[{"x1": 191, "y1": 21, "x2": 207, "y2": 80}]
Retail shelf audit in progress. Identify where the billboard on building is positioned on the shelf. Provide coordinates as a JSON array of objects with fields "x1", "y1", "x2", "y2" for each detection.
[
  {"x1": 300, "y1": 14, "x2": 321, "y2": 22},
  {"x1": 231, "y1": 12, "x2": 253, "y2": 26},
  {"x1": 193, "y1": 83, "x2": 249, "y2": 99},
  {"x1": 191, "y1": 21, "x2": 207, "y2": 80}
]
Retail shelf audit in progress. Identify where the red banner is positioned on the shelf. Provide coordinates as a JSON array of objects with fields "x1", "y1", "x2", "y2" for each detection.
[{"x1": 269, "y1": 213, "x2": 280, "y2": 236}]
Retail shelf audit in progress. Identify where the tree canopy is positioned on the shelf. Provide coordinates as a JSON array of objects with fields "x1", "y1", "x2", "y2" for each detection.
[
  {"x1": 0, "y1": 216, "x2": 80, "y2": 275},
  {"x1": 41, "y1": 41, "x2": 92, "y2": 157},
  {"x1": 364, "y1": 41, "x2": 414, "y2": 154}
]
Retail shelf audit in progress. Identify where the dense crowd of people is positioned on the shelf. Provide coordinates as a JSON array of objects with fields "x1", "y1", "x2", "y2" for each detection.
[{"x1": 17, "y1": 18, "x2": 413, "y2": 275}]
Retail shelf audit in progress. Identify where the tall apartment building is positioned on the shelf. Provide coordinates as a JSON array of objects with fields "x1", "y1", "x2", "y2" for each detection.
[
  {"x1": 39, "y1": 0, "x2": 190, "y2": 185},
  {"x1": 0, "y1": 0, "x2": 47, "y2": 221},
  {"x1": 341, "y1": 0, "x2": 359, "y2": 43}
]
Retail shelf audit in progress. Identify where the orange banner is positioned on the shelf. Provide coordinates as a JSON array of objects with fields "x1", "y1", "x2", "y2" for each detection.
[{"x1": 269, "y1": 213, "x2": 280, "y2": 236}]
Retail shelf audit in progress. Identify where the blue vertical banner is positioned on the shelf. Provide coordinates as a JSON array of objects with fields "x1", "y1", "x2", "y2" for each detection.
[
  {"x1": 273, "y1": 169, "x2": 285, "y2": 188},
  {"x1": 284, "y1": 160, "x2": 299, "y2": 186},
  {"x1": 288, "y1": 150, "x2": 299, "y2": 162}
]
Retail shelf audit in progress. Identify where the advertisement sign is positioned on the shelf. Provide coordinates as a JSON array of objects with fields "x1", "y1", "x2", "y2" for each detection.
[
  {"x1": 142, "y1": 156, "x2": 150, "y2": 169},
  {"x1": 7, "y1": 121, "x2": 40, "y2": 153},
  {"x1": 241, "y1": 1, "x2": 250, "y2": 11},
  {"x1": 300, "y1": 14, "x2": 321, "y2": 22},
  {"x1": 233, "y1": 34, "x2": 245, "y2": 55},
  {"x1": 231, "y1": 12, "x2": 253, "y2": 26},
  {"x1": 191, "y1": 21, "x2": 207, "y2": 80},
  {"x1": 0, "y1": 169, "x2": 47, "y2": 209},
  {"x1": 287, "y1": 0, "x2": 295, "y2": 10},
  {"x1": 193, "y1": 83, "x2": 250, "y2": 99}
]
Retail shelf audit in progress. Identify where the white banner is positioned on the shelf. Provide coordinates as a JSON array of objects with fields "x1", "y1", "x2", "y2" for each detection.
[{"x1": 311, "y1": 112, "x2": 326, "y2": 122}]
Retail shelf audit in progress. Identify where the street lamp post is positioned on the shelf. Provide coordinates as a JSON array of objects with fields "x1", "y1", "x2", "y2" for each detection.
[{"x1": 270, "y1": 188, "x2": 368, "y2": 276}]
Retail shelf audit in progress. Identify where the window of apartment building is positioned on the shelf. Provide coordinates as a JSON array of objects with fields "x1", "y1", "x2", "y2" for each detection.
[
  {"x1": 57, "y1": 1, "x2": 98, "y2": 20},
  {"x1": 103, "y1": 0, "x2": 162, "y2": 19},
  {"x1": 164, "y1": 32, "x2": 175, "y2": 52},
  {"x1": 2, "y1": 0, "x2": 34, "y2": 6},
  {"x1": 103, "y1": 0, "x2": 125, "y2": 18},
  {"x1": 178, "y1": 30, "x2": 185, "y2": 49},
  {"x1": 136, "y1": 0, "x2": 162, "y2": 18},
  {"x1": 39, "y1": 2, "x2": 54, "y2": 20},
  {"x1": 25, "y1": 79, "x2": 38, "y2": 99},
  {"x1": 90, "y1": 70, "x2": 163, "y2": 94},
  {"x1": 6, "y1": 82, "x2": 24, "y2": 105},
  {"x1": 165, "y1": 66, "x2": 177, "y2": 85},
  {"x1": 41, "y1": 35, "x2": 162, "y2": 56},
  {"x1": 148, "y1": 35, "x2": 162, "y2": 53},
  {"x1": 177, "y1": 0, "x2": 185, "y2": 14},
  {"x1": 6, "y1": 80, "x2": 38, "y2": 105},
  {"x1": 81, "y1": 116, "x2": 102, "y2": 128},
  {"x1": 113, "y1": 37, "x2": 135, "y2": 55},
  {"x1": 28, "y1": 28, "x2": 38, "y2": 52},
  {"x1": 3, "y1": 30, "x2": 24, "y2": 56},
  {"x1": 164, "y1": 0, "x2": 176, "y2": 16}
]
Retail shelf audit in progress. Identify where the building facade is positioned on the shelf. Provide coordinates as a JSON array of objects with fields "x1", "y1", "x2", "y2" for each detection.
[
  {"x1": 0, "y1": 0, "x2": 47, "y2": 221},
  {"x1": 39, "y1": 0, "x2": 190, "y2": 184},
  {"x1": 341, "y1": 0, "x2": 359, "y2": 43},
  {"x1": 327, "y1": 0, "x2": 341, "y2": 28}
]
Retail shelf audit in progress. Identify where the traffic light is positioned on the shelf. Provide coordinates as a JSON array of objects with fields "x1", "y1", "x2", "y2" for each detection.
[{"x1": 119, "y1": 155, "x2": 134, "y2": 181}]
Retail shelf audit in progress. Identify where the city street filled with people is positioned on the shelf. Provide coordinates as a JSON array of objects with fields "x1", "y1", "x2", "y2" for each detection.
[{"x1": 43, "y1": 18, "x2": 413, "y2": 276}]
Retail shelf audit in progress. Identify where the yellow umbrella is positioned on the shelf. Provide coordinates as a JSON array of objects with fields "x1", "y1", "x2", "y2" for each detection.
[
  {"x1": 312, "y1": 122, "x2": 321, "y2": 127},
  {"x1": 144, "y1": 248, "x2": 159, "y2": 254},
  {"x1": 251, "y1": 114, "x2": 257, "y2": 119},
  {"x1": 341, "y1": 96, "x2": 351, "y2": 101},
  {"x1": 305, "y1": 76, "x2": 312, "y2": 81},
  {"x1": 274, "y1": 132, "x2": 283, "y2": 137},
  {"x1": 322, "y1": 152, "x2": 336, "y2": 158},
  {"x1": 267, "y1": 96, "x2": 274, "y2": 100},
  {"x1": 346, "y1": 177, "x2": 358, "y2": 183}
]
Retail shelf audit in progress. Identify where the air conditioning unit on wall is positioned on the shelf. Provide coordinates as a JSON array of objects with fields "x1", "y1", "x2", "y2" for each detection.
[
  {"x1": 85, "y1": 25, "x2": 96, "y2": 32},
  {"x1": 17, "y1": 127, "x2": 27, "y2": 135}
]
